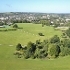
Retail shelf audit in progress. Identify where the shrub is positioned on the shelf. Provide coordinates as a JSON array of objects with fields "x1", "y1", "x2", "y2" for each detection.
[
  {"x1": 34, "y1": 48, "x2": 47, "y2": 58},
  {"x1": 66, "y1": 28, "x2": 70, "y2": 37},
  {"x1": 60, "y1": 45, "x2": 70, "y2": 56},
  {"x1": 36, "y1": 39, "x2": 41, "y2": 44},
  {"x1": 13, "y1": 24, "x2": 18, "y2": 28},
  {"x1": 14, "y1": 51, "x2": 23, "y2": 58},
  {"x1": 61, "y1": 39, "x2": 70, "y2": 48},
  {"x1": 24, "y1": 41, "x2": 36, "y2": 59},
  {"x1": 24, "y1": 50, "x2": 30, "y2": 59},
  {"x1": 50, "y1": 35, "x2": 60, "y2": 43},
  {"x1": 38, "y1": 33, "x2": 44, "y2": 36},
  {"x1": 48, "y1": 44, "x2": 60, "y2": 58},
  {"x1": 16, "y1": 43, "x2": 22, "y2": 51}
]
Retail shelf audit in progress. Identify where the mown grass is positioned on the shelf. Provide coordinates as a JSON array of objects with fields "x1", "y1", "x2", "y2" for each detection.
[
  {"x1": 0, "y1": 55, "x2": 70, "y2": 70},
  {"x1": 0, "y1": 23, "x2": 62, "y2": 45},
  {"x1": 1, "y1": 23, "x2": 69, "y2": 70}
]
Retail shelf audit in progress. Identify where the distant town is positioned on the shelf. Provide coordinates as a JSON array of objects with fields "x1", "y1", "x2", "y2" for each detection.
[{"x1": 0, "y1": 12, "x2": 70, "y2": 27}]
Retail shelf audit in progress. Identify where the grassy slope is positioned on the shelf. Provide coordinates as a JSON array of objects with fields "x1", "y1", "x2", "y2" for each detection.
[
  {"x1": 0, "y1": 23, "x2": 62, "y2": 45},
  {"x1": 0, "y1": 44, "x2": 70, "y2": 70},
  {"x1": 0, "y1": 55, "x2": 70, "y2": 70},
  {"x1": 0, "y1": 47, "x2": 70, "y2": 70},
  {"x1": 1, "y1": 23, "x2": 68, "y2": 70}
]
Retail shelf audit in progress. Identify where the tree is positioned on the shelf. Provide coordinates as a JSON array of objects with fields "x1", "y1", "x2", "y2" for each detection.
[
  {"x1": 48, "y1": 44, "x2": 60, "y2": 58},
  {"x1": 24, "y1": 41, "x2": 36, "y2": 59},
  {"x1": 40, "y1": 20, "x2": 50, "y2": 26},
  {"x1": 13, "y1": 24, "x2": 18, "y2": 28},
  {"x1": 36, "y1": 39, "x2": 41, "y2": 45},
  {"x1": 66, "y1": 28, "x2": 70, "y2": 37},
  {"x1": 34, "y1": 40, "x2": 48, "y2": 58},
  {"x1": 59, "y1": 45, "x2": 70, "y2": 56},
  {"x1": 15, "y1": 43, "x2": 23, "y2": 58},
  {"x1": 34, "y1": 48, "x2": 47, "y2": 58},
  {"x1": 16, "y1": 43, "x2": 22, "y2": 51},
  {"x1": 27, "y1": 41, "x2": 36, "y2": 53},
  {"x1": 0, "y1": 22, "x2": 4, "y2": 26},
  {"x1": 38, "y1": 33, "x2": 44, "y2": 36},
  {"x1": 50, "y1": 35, "x2": 60, "y2": 43},
  {"x1": 62, "y1": 32, "x2": 67, "y2": 38},
  {"x1": 62, "y1": 39, "x2": 70, "y2": 48}
]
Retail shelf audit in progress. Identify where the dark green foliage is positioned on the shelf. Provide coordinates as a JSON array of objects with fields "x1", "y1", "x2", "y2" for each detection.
[
  {"x1": 43, "y1": 44, "x2": 48, "y2": 52},
  {"x1": 13, "y1": 24, "x2": 18, "y2": 28},
  {"x1": 61, "y1": 32, "x2": 67, "y2": 38},
  {"x1": 34, "y1": 40, "x2": 48, "y2": 58},
  {"x1": 27, "y1": 41, "x2": 36, "y2": 53},
  {"x1": 11, "y1": 19, "x2": 31, "y2": 23},
  {"x1": 34, "y1": 48, "x2": 40, "y2": 58},
  {"x1": 40, "y1": 20, "x2": 50, "y2": 26},
  {"x1": 16, "y1": 43, "x2": 22, "y2": 51},
  {"x1": 37, "y1": 45, "x2": 43, "y2": 49},
  {"x1": 50, "y1": 35, "x2": 60, "y2": 43},
  {"x1": 15, "y1": 34, "x2": 70, "y2": 59},
  {"x1": 24, "y1": 50, "x2": 31, "y2": 59},
  {"x1": 38, "y1": 49, "x2": 47, "y2": 58},
  {"x1": 36, "y1": 40, "x2": 44, "y2": 49},
  {"x1": 0, "y1": 23, "x2": 4, "y2": 26},
  {"x1": 34, "y1": 48, "x2": 47, "y2": 58},
  {"x1": 43, "y1": 39, "x2": 48, "y2": 44},
  {"x1": 49, "y1": 44, "x2": 60, "y2": 57},
  {"x1": 24, "y1": 41, "x2": 36, "y2": 59},
  {"x1": 38, "y1": 33, "x2": 44, "y2": 36},
  {"x1": 14, "y1": 47, "x2": 23, "y2": 58},
  {"x1": 54, "y1": 23, "x2": 60, "y2": 27},
  {"x1": 60, "y1": 45, "x2": 70, "y2": 56},
  {"x1": 42, "y1": 23, "x2": 44, "y2": 27},
  {"x1": 36, "y1": 39, "x2": 41, "y2": 44},
  {"x1": 66, "y1": 27, "x2": 70, "y2": 37},
  {"x1": 61, "y1": 39, "x2": 70, "y2": 48}
]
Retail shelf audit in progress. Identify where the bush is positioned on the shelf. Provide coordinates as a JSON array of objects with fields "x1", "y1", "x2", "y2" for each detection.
[
  {"x1": 16, "y1": 43, "x2": 22, "y2": 51},
  {"x1": 60, "y1": 45, "x2": 70, "y2": 56},
  {"x1": 24, "y1": 50, "x2": 30, "y2": 59},
  {"x1": 13, "y1": 24, "x2": 18, "y2": 28},
  {"x1": 14, "y1": 51, "x2": 23, "y2": 58},
  {"x1": 66, "y1": 28, "x2": 70, "y2": 37},
  {"x1": 36, "y1": 39, "x2": 41, "y2": 44},
  {"x1": 61, "y1": 39, "x2": 70, "y2": 48},
  {"x1": 38, "y1": 33, "x2": 44, "y2": 36},
  {"x1": 61, "y1": 33, "x2": 67, "y2": 38},
  {"x1": 24, "y1": 41, "x2": 36, "y2": 59},
  {"x1": 48, "y1": 44, "x2": 60, "y2": 58},
  {"x1": 34, "y1": 48, "x2": 47, "y2": 58},
  {"x1": 50, "y1": 35, "x2": 60, "y2": 43}
]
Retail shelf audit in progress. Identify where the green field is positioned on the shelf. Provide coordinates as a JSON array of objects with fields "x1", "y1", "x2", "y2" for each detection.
[
  {"x1": 0, "y1": 23, "x2": 62, "y2": 45},
  {"x1": 1, "y1": 23, "x2": 70, "y2": 70}
]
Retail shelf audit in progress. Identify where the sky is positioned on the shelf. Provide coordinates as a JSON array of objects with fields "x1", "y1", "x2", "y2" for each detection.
[{"x1": 0, "y1": 0, "x2": 70, "y2": 13}]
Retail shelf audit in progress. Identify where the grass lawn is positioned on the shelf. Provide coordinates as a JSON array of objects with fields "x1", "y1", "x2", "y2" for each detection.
[
  {"x1": 0, "y1": 23, "x2": 62, "y2": 45},
  {"x1": 0, "y1": 23, "x2": 68, "y2": 70},
  {"x1": 0, "y1": 44, "x2": 70, "y2": 70}
]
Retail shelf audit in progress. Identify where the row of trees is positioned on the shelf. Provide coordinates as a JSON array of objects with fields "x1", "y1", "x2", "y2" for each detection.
[
  {"x1": 11, "y1": 19, "x2": 31, "y2": 23},
  {"x1": 15, "y1": 34, "x2": 70, "y2": 59}
]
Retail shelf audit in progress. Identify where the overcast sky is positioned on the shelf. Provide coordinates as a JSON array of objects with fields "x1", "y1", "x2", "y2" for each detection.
[{"x1": 0, "y1": 0, "x2": 70, "y2": 13}]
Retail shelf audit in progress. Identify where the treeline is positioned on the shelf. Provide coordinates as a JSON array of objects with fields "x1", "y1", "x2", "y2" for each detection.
[
  {"x1": 11, "y1": 19, "x2": 31, "y2": 23},
  {"x1": 14, "y1": 34, "x2": 70, "y2": 59},
  {"x1": 0, "y1": 19, "x2": 31, "y2": 26},
  {"x1": 0, "y1": 24, "x2": 23, "y2": 32}
]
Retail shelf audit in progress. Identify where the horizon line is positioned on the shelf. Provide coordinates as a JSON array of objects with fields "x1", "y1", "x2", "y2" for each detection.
[{"x1": 0, "y1": 12, "x2": 70, "y2": 14}]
